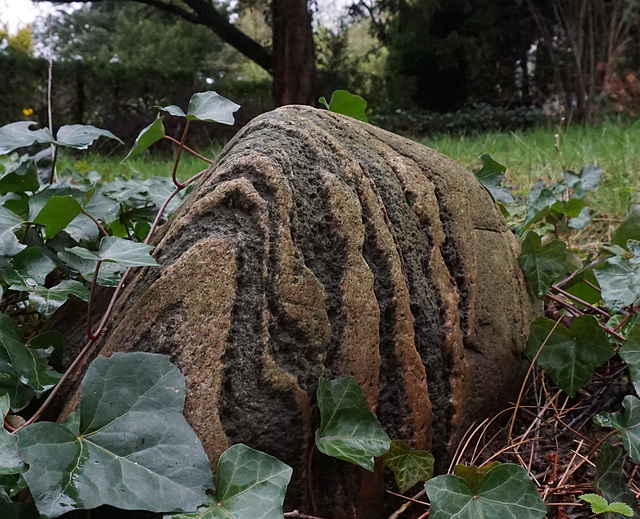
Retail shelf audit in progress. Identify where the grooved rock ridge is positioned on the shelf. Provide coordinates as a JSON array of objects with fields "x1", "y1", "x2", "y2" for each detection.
[{"x1": 61, "y1": 106, "x2": 537, "y2": 518}]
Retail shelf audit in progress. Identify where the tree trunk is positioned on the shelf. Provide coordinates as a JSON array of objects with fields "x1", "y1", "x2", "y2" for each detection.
[{"x1": 272, "y1": 0, "x2": 316, "y2": 105}]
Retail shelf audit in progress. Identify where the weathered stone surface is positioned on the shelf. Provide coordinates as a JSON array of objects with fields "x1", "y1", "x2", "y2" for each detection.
[{"x1": 59, "y1": 106, "x2": 537, "y2": 518}]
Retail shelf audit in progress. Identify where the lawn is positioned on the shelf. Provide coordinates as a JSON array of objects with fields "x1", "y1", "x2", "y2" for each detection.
[
  {"x1": 59, "y1": 118, "x2": 640, "y2": 219},
  {"x1": 422, "y1": 119, "x2": 640, "y2": 218}
]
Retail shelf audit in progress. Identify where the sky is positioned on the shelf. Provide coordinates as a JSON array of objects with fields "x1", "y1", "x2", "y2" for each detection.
[{"x1": 1, "y1": 0, "x2": 350, "y2": 33}]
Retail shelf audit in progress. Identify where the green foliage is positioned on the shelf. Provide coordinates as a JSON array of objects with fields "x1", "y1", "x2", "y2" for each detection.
[
  {"x1": 594, "y1": 253, "x2": 640, "y2": 313},
  {"x1": 158, "y1": 91, "x2": 240, "y2": 124},
  {"x1": 594, "y1": 444, "x2": 640, "y2": 518},
  {"x1": 618, "y1": 324, "x2": 640, "y2": 395},
  {"x1": 165, "y1": 444, "x2": 292, "y2": 519},
  {"x1": 424, "y1": 463, "x2": 546, "y2": 519},
  {"x1": 526, "y1": 316, "x2": 614, "y2": 397},
  {"x1": 580, "y1": 494, "x2": 634, "y2": 516},
  {"x1": 384, "y1": 440, "x2": 434, "y2": 493},
  {"x1": 0, "y1": 395, "x2": 24, "y2": 475},
  {"x1": 595, "y1": 396, "x2": 640, "y2": 462},
  {"x1": 66, "y1": 236, "x2": 158, "y2": 268},
  {"x1": 122, "y1": 117, "x2": 166, "y2": 162},
  {"x1": 518, "y1": 232, "x2": 570, "y2": 297},
  {"x1": 315, "y1": 377, "x2": 390, "y2": 471},
  {"x1": 18, "y1": 352, "x2": 213, "y2": 517},
  {"x1": 471, "y1": 153, "x2": 514, "y2": 205},
  {"x1": 319, "y1": 90, "x2": 368, "y2": 122}
]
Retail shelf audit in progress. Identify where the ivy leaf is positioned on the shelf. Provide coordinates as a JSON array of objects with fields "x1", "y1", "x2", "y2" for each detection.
[
  {"x1": 58, "y1": 251, "x2": 123, "y2": 287},
  {"x1": 425, "y1": 463, "x2": 546, "y2": 519},
  {"x1": 526, "y1": 316, "x2": 615, "y2": 397},
  {"x1": 569, "y1": 207, "x2": 594, "y2": 230},
  {"x1": 165, "y1": 444, "x2": 292, "y2": 519},
  {"x1": 122, "y1": 117, "x2": 166, "y2": 163},
  {"x1": 54, "y1": 125, "x2": 122, "y2": 149},
  {"x1": 519, "y1": 181, "x2": 557, "y2": 232},
  {"x1": 186, "y1": 91, "x2": 240, "y2": 124},
  {"x1": 158, "y1": 92, "x2": 240, "y2": 125},
  {"x1": 315, "y1": 377, "x2": 390, "y2": 471},
  {"x1": 594, "y1": 444, "x2": 640, "y2": 519},
  {"x1": 0, "y1": 394, "x2": 24, "y2": 475},
  {"x1": 619, "y1": 324, "x2": 640, "y2": 396},
  {"x1": 384, "y1": 440, "x2": 434, "y2": 493},
  {"x1": 10, "y1": 280, "x2": 90, "y2": 318},
  {"x1": 0, "y1": 247, "x2": 56, "y2": 287},
  {"x1": 0, "y1": 206, "x2": 26, "y2": 257},
  {"x1": 573, "y1": 165, "x2": 603, "y2": 198},
  {"x1": 518, "y1": 232, "x2": 570, "y2": 298},
  {"x1": 595, "y1": 396, "x2": 640, "y2": 462},
  {"x1": 66, "y1": 236, "x2": 158, "y2": 268},
  {"x1": 472, "y1": 153, "x2": 514, "y2": 204},
  {"x1": 319, "y1": 90, "x2": 368, "y2": 122},
  {"x1": 31, "y1": 195, "x2": 83, "y2": 239},
  {"x1": 594, "y1": 256, "x2": 640, "y2": 312},
  {"x1": 453, "y1": 462, "x2": 502, "y2": 491},
  {"x1": 580, "y1": 494, "x2": 634, "y2": 516},
  {"x1": 0, "y1": 159, "x2": 39, "y2": 194},
  {"x1": 145, "y1": 177, "x2": 187, "y2": 216},
  {"x1": 0, "y1": 122, "x2": 53, "y2": 155},
  {"x1": 0, "y1": 313, "x2": 61, "y2": 402},
  {"x1": 612, "y1": 205, "x2": 640, "y2": 249},
  {"x1": 18, "y1": 352, "x2": 213, "y2": 518}
]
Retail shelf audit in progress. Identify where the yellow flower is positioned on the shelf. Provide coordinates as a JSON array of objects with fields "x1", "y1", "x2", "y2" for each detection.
[{"x1": 22, "y1": 108, "x2": 34, "y2": 117}]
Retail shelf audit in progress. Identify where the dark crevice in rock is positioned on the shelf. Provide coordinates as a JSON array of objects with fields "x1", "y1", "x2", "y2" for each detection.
[{"x1": 359, "y1": 194, "x2": 412, "y2": 441}]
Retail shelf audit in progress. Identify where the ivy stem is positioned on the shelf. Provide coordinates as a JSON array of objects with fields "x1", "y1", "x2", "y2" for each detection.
[
  {"x1": 82, "y1": 209, "x2": 109, "y2": 237},
  {"x1": 613, "y1": 300, "x2": 640, "y2": 332},
  {"x1": 48, "y1": 145, "x2": 58, "y2": 185},
  {"x1": 171, "y1": 120, "x2": 191, "y2": 189},
  {"x1": 164, "y1": 135, "x2": 213, "y2": 164},
  {"x1": 86, "y1": 260, "x2": 103, "y2": 340}
]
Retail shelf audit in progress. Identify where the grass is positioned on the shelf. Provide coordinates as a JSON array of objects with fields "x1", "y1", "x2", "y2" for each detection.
[
  {"x1": 58, "y1": 119, "x2": 640, "y2": 219},
  {"x1": 421, "y1": 119, "x2": 640, "y2": 217},
  {"x1": 56, "y1": 143, "x2": 222, "y2": 183}
]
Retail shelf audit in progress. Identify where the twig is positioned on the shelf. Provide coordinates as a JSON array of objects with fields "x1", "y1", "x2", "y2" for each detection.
[
  {"x1": 387, "y1": 489, "x2": 426, "y2": 519},
  {"x1": 385, "y1": 490, "x2": 429, "y2": 506},
  {"x1": 171, "y1": 120, "x2": 191, "y2": 189},
  {"x1": 551, "y1": 284, "x2": 609, "y2": 318},
  {"x1": 284, "y1": 511, "x2": 328, "y2": 519}
]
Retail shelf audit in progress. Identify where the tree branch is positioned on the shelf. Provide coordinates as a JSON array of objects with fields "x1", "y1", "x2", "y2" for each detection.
[{"x1": 37, "y1": 0, "x2": 274, "y2": 73}]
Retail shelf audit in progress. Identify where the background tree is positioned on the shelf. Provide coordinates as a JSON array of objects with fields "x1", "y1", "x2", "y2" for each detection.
[{"x1": 39, "y1": 0, "x2": 316, "y2": 106}]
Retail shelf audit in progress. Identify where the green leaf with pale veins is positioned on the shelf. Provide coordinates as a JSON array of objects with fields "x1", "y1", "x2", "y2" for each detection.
[
  {"x1": 186, "y1": 91, "x2": 240, "y2": 124},
  {"x1": 526, "y1": 316, "x2": 615, "y2": 397},
  {"x1": 0, "y1": 206, "x2": 26, "y2": 258},
  {"x1": 612, "y1": 204, "x2": 640, "y2": 249},
  {"x1": 54, "y1": 124, "x2": 122, "y2": 149},
  {"x1": 122, "y1": 117, "x2": 166, "y2": 162},
  {"x1": 58, "y1": 251, "x2": 123, "y2": 287},
  {"x1": 0, "y1": 394, "x2": 24, "y2": 475},
  {"x1": 453, "y1": 462, "x2": 502, "y2": 491},
  {"x1": 472, "y1": 153, "x2": 514, "y2": 205},
  {"x1": 518, "y1": 232, "x2": 570, "y2": 298},
  {"x1": 0, "y1": 313, "x2": 61, "y2": 403},
  {"x1": 32, "y1": 195, "x2": 83, "y2": 239},
  {"x1": 315, "y1": 377, "x2": 390, "y2": 471},
  {"x1": 594, "y1": 256, "x2": 640, "y2": 312},
  {"x1": 384, "y1": 440, "x2": 434, "y2": 493},
  {"x1": 0, "y1": 122, "x2": 53, "y2": 155},
  {"x1": 165, "y1": 444, "x2": 292, "y2": 519},
  {"x1": 66, "y1": 235, "x2": 158, "y2": 268},
  {"x1": 596, "y1": 396, "x2": 640, "y2": 462},
  {"x1": 0, "y1": 247, "x2": 56, "y2": 287},
  {"x1": 319, "y1": 90, "x2": 368, "y2": 122},
  {"x1": 594, "y1": 445, "x2": 640, "y2": 519},
  {"x1": 0, "y1": 159, "x2": 39, "y2": 194},
  {"x1": 10, "y1": 280, "x2": 90, "y2": 318},
  {"x1": 425, "y1": 463, "x2": 546, "y2": 519},
  {"x1": 18, "y1": 352, "x2": 213, "y2": 518},
  {"x1": 619, "y1": 324, "x2": 640, "y2": 397}
]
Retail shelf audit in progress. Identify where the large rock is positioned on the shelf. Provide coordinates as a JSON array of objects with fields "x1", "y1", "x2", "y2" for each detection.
[{"x1": 59, "y1": 106, "x2": 536, "y2": 517}]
